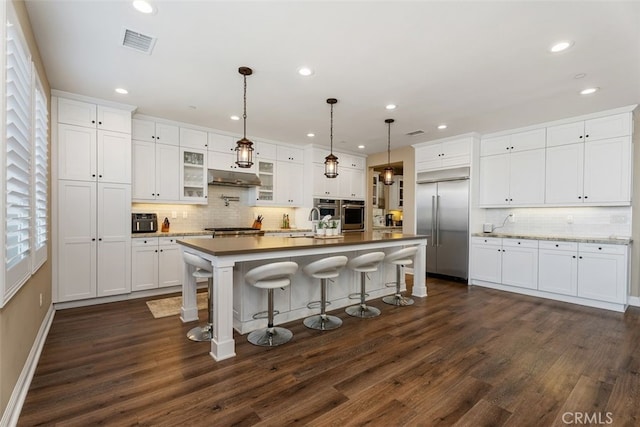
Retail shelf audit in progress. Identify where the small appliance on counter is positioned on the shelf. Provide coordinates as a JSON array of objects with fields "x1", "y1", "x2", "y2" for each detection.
[
  {"x1": 132, "y1": 213, "x2": 158, "y2": 233},
  {"x1": 385, "y1": 213, "x2": 394, "y2": 227}
]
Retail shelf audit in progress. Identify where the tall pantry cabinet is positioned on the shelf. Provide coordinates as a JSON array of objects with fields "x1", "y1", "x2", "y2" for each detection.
[{"x1": 54, "y1": 94, "x2": 135, "y2": 302}]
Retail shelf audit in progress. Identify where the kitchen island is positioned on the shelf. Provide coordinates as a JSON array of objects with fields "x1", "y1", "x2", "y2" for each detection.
[{"x1": 177, "y1": 232, "x2": 428, "y2": 361}]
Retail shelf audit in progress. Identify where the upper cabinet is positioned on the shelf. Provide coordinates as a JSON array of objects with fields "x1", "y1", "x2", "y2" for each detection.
[
  {"x1": 415, "y1": 136, "x2": 473, "y2": 172},
  {"x1": 179, "y1": 127, "x2": 208, "y2": 149},
  {"x1": 207, "y1": 132, "x2": 257, "y2": 173},
  {"x1": 546, "y1": 113, "x2": 631, "y2": 147},
  {"x1": 58, "y1": 97, "x2": 131, "y2": 133},
  {"x1": 132, "y1": 118, "x2": 179, "y2": 146},
  {"x1": 309, "y1": 146, "x2": 366, "y2": 200}
]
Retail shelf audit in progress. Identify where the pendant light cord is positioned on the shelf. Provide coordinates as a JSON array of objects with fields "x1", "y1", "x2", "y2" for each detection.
[
  {"x1": 387, "y1": 121, "x2": 391, "y2": 165},
  {"x1": 330, "y1": 102, "x2": 334, "y2": 154},
  {"x1": 243, "y1": 75, "x2": 247, "y2": 138}
]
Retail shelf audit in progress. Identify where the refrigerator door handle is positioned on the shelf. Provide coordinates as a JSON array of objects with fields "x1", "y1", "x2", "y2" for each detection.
[
  {"x1": 436, "y1": 195, "x2": 441, "y2": 247},
  {"x1": 431, "y1": 195, "x2": 436, "y2": 247}
]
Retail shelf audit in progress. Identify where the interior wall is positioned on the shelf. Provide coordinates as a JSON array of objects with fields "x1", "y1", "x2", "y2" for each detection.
[
  {"x1": 0, "y1": 0, "x2": 52, "y2": 415},
  {"x1": 366, "y1": 145, "x2": 415, "y2": 234}
]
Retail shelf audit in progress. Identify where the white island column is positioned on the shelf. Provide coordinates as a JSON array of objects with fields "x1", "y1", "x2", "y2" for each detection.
[{"x1": 411, "y1": 239, "x2": 428, "y2": 297}]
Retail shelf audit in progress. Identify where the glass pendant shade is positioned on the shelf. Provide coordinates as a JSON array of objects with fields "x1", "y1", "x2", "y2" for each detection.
[
  {"x1": 382, "y1": 166, "x2": 395, "y2": 185},
  {"x1": 235, "y1": 137, "x2": 254, "y2": 168},
  {"x1": 324, "y1": 153, "x2": 338, "y2": 178}
]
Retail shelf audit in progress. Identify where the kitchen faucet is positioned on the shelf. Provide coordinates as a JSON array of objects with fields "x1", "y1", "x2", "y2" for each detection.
[{"x1": 308, "y1": 207, "x2": 320, "y2": 232}]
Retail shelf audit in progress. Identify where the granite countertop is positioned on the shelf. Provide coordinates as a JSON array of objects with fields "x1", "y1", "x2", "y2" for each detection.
[
  {"x1": 472, "y1": 232, "x2": 632, "y2": 245},
  {"x1": 262, "y1": 228, "x2": 313, "y2": 234},
  {"x1": 178, "y1": 232, "x2": 427, "y2": 256},
  {"x1": 372, "y1": 226, "x2": 403, "y2": 230},
  {"x1": 132, "y1": 230, "x2": 212, "y2": 238}
]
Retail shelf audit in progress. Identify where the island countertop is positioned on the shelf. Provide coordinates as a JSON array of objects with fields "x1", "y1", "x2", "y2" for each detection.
[{"x1": 177, "y1": 231, "x2": 426, "y2": 257}]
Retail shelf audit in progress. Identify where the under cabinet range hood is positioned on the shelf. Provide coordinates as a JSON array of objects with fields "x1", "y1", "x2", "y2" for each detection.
[{"x1": 207, "y1": 169, "x2": 262, "y2": 187}]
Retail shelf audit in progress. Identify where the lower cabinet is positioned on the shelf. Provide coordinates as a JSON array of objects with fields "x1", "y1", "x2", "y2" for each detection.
[
  {"x1": 132, "y1": 237, "x2": 182, "y2": 291},
  {"x1": 471, "y1": 236, "x2": 629, "y2": 311}
]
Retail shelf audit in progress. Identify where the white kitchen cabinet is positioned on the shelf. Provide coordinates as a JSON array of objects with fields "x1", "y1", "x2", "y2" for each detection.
[
  {"x1": 481, "y1": 128, "x2": 545, "y2": 156},
  {"x1": 57, "y1": 181, "x2": 131, "y2": 302},
  {"x1": 132, "y1": 118, "x2": 179, "y2": 146},
  {"x1": 372, "y1": 172, "x2": 381, "y2": 208},
  {"x1": 339, "y1": 168, "x2": 365, "y2": 200},
  {"x1": 208, "y1": 132, "x2": 236, "y2": 153},
  {"x1": 387, "y1": 175, "x2": 404, "y2": 209},
  {"x1": 577, "y1": 243, "x2": 627, "y2": 304},
  {"x1": 313, "y1": 163, "x2": 339, "y2": 198},
  {"x1": 180, "y1": 147, "x2": 207, "y2": 203},
  {"x1": 249, "y1": 159, "x2": 276, "y2": 205},
  {"x1": 501, "y1": 239, "x2": 538, "y2": 290},
  {"x1": 255, "y1": 141, "x2": 278, "y2": 160},
  {"x1": 277, "y1": 145, "x2": 304, "y2": 163},
  {"x1": 132, "y1": 237, "x2": 182, "y2": 291},
  {"x1": 546, "y1": 113, "x2": 631, "y2": 147},
  {"x1": 132, "y1": 141, "x2": 180, "y2": 202},
  {"x1": 470, "y1": 237, "x2": 503, "y2": 283},
  {"x1": 58, "y1": 127, "x2": 131, "y2": 184},
  {"x1": 207, "y1": 150, "x2": 257, "y2": 174},
  {"x1": 58, "y1": 97, "x2": 131, "y2": 133},
  {"x1": 276, "y1": 161, "x2": 304, "y2": 206},
  {"x1": 545, "y1": 143, "x2": 584, "y2": 204},
  {"x1": 179, "y1": 127, "x2": 208, "y2": 149},
  {"x1": 538, "y1": 241, "x2": 578, "y2": 296},
  {"x1": 415, "y1": 137, "x2": 472, "y2": 172}
]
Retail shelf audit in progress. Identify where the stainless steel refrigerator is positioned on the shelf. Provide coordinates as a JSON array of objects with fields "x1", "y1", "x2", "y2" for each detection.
[{"x1": 416, "y1": 167, "x2": 469, "y2": 280}]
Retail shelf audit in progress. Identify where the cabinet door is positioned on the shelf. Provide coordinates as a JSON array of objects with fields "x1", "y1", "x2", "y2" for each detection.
[
  {"x1": 480, "y1": 135, "x2": 510, "y2": 156},
  {"x1": 132, "y1": 243, "x2": 159, "y2": 291},
  {"x1": 180, "y1": 148, "x2": 207, "y2": 202},
  {"x1": 545, "y1": 143, "x2": 584, "y2": 204},
  {"x1": 179, "y1": 127, "x2": 208, "y2": 149},
  {"x1": 441, "y1": 139, "x2": 471, "y2": 168},
  {"x1": 132, "y1": 119, "x2": 156, "y2": 142},
  {"x1": 255, "y1": 141, "x2": 277, "y2": 160},
  {"x1": 96, "y1": 106, "x2": 131, "y2": 133},
  {"x1": 313, "y1": 163, "x2": 338, "y2": 198},
  {"x1": 155, "y1": 123, "x2": 179, "y2": 146},
  {"x1": 546, "y1": 121, "x2": 584, "y2": 147},
  {"x1": 97, "y1": 183, "x2": 131, "y2": 296},
  {"x1": 276, "y1": 162, "x2": 304, "y2": 206},
  {"x1": 58, "y1": 98, "x2": 96, "y2": 128},
  {"x1": 156, "y1": 144, "x2": 180, "y2": 201},
  {"x1": 584, "y1": 113, "x2": 631, "y2": 141},
  {"x1": 509, "y1": 128, "x2": 546, "y2": 152},
  {"x1": 159, "y1": 244, "x2": 181, "y2": 288},
  {"x1": 132, "y1": 140, "x2": 157, "y2": 200},
  {"x1": 57, "y1": 180, "x2": 97, "y2": 301},
  {"x1": 479, "y1": 154, "x2": 509, "y2": 206},
  {"x1": 578, "y1": 253, "x2": 626, "y2": 303},
  {"x1": 97, "y1": 130, "x2": 131, "y2": 184},
  {"x1": 251, "y1": 159, "x2": 276, "y2": 204},
  {"x1": 207, "y1": 150, "x2": 236, "y2": 170},
  {"x1": 58, "y1": 124, "x2": 97, "y2": 181},
  {"x1": 509, "y1": 149, "x2": 545, "y2": 205},
  {"x1": 538, "y1": 249, "x2": 578, "y2": 296},
  {"x1": 277, "y1": 146, "x2": 303, "y2": 163},
  {"x1": 351, "y1": 168, "x2": 366, "y2": 199},
  {"x1": 583, "y1": 137, "x2": 631, "y2": 204},
  {"x1": 470, "y1": 241, "x2": 502, "y2": 283},
  {"x1": 208, "y1": 132, "x2": 236, "y2": 153},
  {"x1": 502, "y1": 243, "x2": 538, "y2": 289}
]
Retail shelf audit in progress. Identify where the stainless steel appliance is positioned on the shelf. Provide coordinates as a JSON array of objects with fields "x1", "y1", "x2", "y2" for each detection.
[
  {"x1": 204, "y1": 227, "x2": 265, "y2": 238},
  {"x1": 132, "y1": 213, "x2": 158, "y2": 233},
  {"x1": 207, "y1": 169, "x2": 262, "y2": 187},
  {"x1": 385, "y1": 213, "x2": 394, "y2": 226},
  {"x1": 416, "y1": 167, "x2": 469, "y2": 280},
  {"x1": 341, "y1": 200, "x2": 365, "y2": 232},
  {"x1": 313, "y1": 198, "x2": 340, "y2": 220}
]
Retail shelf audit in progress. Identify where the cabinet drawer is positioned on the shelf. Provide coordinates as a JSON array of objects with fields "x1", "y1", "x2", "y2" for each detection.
[
  {"x1": 539, "y1": 241, "x2": 578, "y2": 251},
  {"x1": 132, "y1": 237, "x2": 159, "y2": 246},
  {"x1": 502, "y1": 238, "x2": 538, "y2": 249},
  {"x1": 159, "y1": 236, "x2": 181, "y2": 245},
  {"x1": 472, "y1": 236, "x2": 502, "y2": 246},
  {"x1": 578, "y1": 243, "x2": 627, "y2": 255}
]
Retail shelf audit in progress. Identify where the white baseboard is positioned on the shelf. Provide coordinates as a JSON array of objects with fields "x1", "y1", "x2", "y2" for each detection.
[
  {"x1": 629, "y1": 296, "x2": 640, "y2": 307},
  {"x1": 1, "y1": 304, "x2": 55, "y2": 427}
]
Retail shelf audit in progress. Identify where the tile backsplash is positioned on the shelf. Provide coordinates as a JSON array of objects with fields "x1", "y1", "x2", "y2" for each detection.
[
  {"x1": 481, "y1": 206, "x2": 632, "y2": 238},
  {"x1": 132, "y1": 186, "x2": 300, "y2": 232}
]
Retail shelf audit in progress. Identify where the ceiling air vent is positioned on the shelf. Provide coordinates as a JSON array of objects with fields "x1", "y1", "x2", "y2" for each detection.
[
  {"x1": 121, "y1": 28, "x2": 157, "y2": 54},
  {"x1": 406, "y1": 130, "x2": 425, "y2": 136}
]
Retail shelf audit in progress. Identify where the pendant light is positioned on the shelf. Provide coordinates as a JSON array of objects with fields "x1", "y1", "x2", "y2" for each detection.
[
  {"x1": 235, "y1": 66, "x2": 254, "y2": 168},
  {"x1": 382, "y1": 118, "x2": 395, "y2": 185},
  {"x1": 324, "y1": 98, "x2": 339, "y2": 178}
]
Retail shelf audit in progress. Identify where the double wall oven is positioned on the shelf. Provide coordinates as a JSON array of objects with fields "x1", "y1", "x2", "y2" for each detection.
[{"x1": 313, "y1": 198, "x2": 365, "y2": 232}]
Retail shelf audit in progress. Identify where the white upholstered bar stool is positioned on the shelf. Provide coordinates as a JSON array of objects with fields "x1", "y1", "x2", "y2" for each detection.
[
  {"x1": 382, "y1": 246, "x2": 418, "y2": 306},
  {"x1": 246, "y1": 261, "x2": 299, "y2": 347},
  {"x1": 345, "y1": 252, "x2": 386, "y2": 318},
  {"x1": 302, "y1": 256, "x2": 349, "y2": 331},
  {"x1": 183, "y1": 252, "x2": 214, "y2": 342}
]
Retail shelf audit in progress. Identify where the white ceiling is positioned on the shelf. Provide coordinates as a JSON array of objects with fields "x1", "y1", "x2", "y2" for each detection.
[{"x1": 25, "y1": 0, "x2": 640, "y2": 155}]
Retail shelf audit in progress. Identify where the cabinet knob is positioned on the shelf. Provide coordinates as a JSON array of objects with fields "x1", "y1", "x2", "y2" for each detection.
[
  {"x1": 579, "y1": 135, "x2": 583, "y2": 139},
  {"x1": 152, "y1": 193, "x2": 155, "y2": 196},
  {"x1": 98, "y1": 121, "x2": 102, "y2": 125},
  {"x1": 517, "y1": 242, "x2": 521, "y2": 245},
  {"x1": 155, "y1": 249, "x2": 158, "y2": 253},
  {"x1": 511, "y1": 146, "x2": 514, "y2": 150},
  {"x1": 92, "y1": 174, "x2": 96, "y2": 178},
  {"x1": 572, "y1": 255, "x2": 576, "y2": 258},
  {"x1": 584, "y1": 196, "x2": 588, "y2": 199},
  {"x1": 98, "y1": 238, "x2": 102, "y2": 241},
  {"x1": 91, "y1": 238, "x2": 96, "y2": 241},
  {"x1": 585, "y1": 134, "x2": 589, "y2": 138},
  {"x1": 157, "y1": 137, "x2": 160, "y2": 140},
  {"x1": 505, "y1": 198, "x2": 509, "y2": 201},
  {"x1": 91, "y1": 120, "x2": 95, "y2": 124},
  {"x1": 157, "y1": 194, "x2": 159, "y2": 196},
  {"x1": 578, "y1": 196, "x2": 582, "y2": 199},
  {"x1": 579, "y1": 256, "x2": 583, "y2": 259},
  {"x1": 598, "y1": 247, "x2": 602, "y2": 250},
  {"x1": 555, "y1": 244, "x2": 559, "y2": 247},
  {"x1": 160, "y1": 249, "x2": 163, "y2": 252},
  {"x1": 152, "y1": 136, "x2": 155, "y2": 139},
  {"x1": 99, "y1": 175, "x2": 102, "y2": 178}
]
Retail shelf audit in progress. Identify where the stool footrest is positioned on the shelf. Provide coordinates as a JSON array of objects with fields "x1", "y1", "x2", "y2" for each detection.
[
  {"x1": 384, "y1": 281, "x2": 398, "y2": 288},
  {"x1": 348, "y1": 292, "x2": 369, "y2": 300},
  {"x1": 252, "y1": 310, "x2": 280, "y2": 320},
  {"x1": 306, "y1": 300, "x2": 331, "y2": 310}
]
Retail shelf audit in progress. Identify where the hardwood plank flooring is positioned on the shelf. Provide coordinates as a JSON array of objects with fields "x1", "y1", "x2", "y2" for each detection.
[{"x1": 19, "y1": 277, "x2": 640, "y2": 426}]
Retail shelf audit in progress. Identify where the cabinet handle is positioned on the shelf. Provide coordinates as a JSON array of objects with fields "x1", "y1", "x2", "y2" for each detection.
[
  {"x1": 598, "y1": 247, "x2": 602, "y2": 250},
  {"x1": 157, "y1": 137, "x2": 160, "y2": 140},
  {"x1": 505, "y1": 198, "x2": 509, "y2": 202},
  {"x1": 144, "y1": 240, "x2": 147, "y2": 243},
  {"x1": 579, "y1": 256, "x2": 583, "y2": 259},
  {"x1": 155, "y1": 249, "x2": 158, "y2": 253},
  {"x1": 92, "y1": 174, "x2": 96, "y2": 178},
  {"x1": 99, "y1": 174, "x2": 102, "y2": 178},
  {"x1": 579, "y1": 135, "x2": 583, "y2": 139},
  {"x1": 98, "y1": 238, "x2": 102, "y2": 241},
  {"x1": 578, "y1": 196, "x2": 582, "y2": 199},
  {"x1": 572, "y1": 255, "x2": 576, "y2": 258},
  {"x1": 585, "y1": 134, "x2": 589, "y2": 138},
  {"x1": 157, "y1": 193, "x2": 159, "y2": 197},
  {"x1": 511, "y1": 146, "x2": 514, "y2": 150},
  {"x1": 98, "y1": 121, "x2": 102, "y2": 125},
  {"x1": 517, "y1": 242, "x2": 521, "y2": 245},
  {"x1": 91, "y1": 238, "x2": 96, "y2": 241},
  {"x1": 584, "y1": 196, "x2": 588, "y2": 199},
  {"x1": 555, "y1": 244, "x2": 559, "y2": 247},
  {"x1": 509, "y1": 198, "x2": 513, "y2": 202},
  {"x1": 160, "y1": 249, "x2": 163, "y2": 252}
]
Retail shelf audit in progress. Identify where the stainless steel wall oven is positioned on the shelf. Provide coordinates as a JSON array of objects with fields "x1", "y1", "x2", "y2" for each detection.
[{"x1": 341, "y1": 200, "x2": 365, "y2": 232}]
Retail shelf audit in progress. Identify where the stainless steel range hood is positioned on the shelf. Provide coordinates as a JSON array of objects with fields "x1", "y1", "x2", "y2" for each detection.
[{"x1": 207, "y1": 169, "x2": 262, "y2": 187}]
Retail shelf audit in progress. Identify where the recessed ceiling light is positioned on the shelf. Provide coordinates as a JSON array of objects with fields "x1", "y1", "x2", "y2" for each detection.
[
  {"x1": 298, "y1": 67, "x2": 314, "y2": 77},
  {"x1": 306, "y1": 133, "x2": 315, "y2": 137},
  {"x1": 188, "y1": 105, "x2": 197, "y2": 110},
  {"x1": 437, "y1": 124, "x2": 447, "y2": 130},
  {"x1": 230, "y1": 115, "x2": 240, "y2": 120},
  {"x1": 580, "y1": 87, "x2": 599, "y2": 95},
  {"x1": 132, "y1": 0, "x2": 154, "y2": 14},
  {"x1": 574, "y1": 73, "x2": 586, "y2": 79},
  {"x1": 357, "y1": 145, "x2": 365, "y2": 149},
  {"x1": 385, "y1": 104, "x2": 397, "y2": 110},
  {"x1": 115, "y1": 88, "x2": 128, "y2": 94},
  {"x1": 550, "y1": 40, "x2": 574, "y2": 53}
]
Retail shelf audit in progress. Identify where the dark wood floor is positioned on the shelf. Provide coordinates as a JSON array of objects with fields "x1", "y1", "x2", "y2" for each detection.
[{"x1": 19, "y1": 277, "x2": 640, "y2": 426}]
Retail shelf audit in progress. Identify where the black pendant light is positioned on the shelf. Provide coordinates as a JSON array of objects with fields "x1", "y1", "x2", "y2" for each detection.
[
  {"x1": 324, "y1": 98, "x2": 339, "y2": 178},
  {"x1": 382, "y1": 118, "x2": 395, "y2": 185},
  {"x1": 235, "y1": 66, "x2": 254, "y2": 168}
]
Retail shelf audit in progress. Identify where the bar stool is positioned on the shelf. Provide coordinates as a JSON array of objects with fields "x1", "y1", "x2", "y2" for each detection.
[
  {"x1": 246, "y1": 261, "x2": 299, "y2": 347},
  {"x1": 302, "y1": 256, "x2": 349, "y2": 330},
  {"x1": 382, "y1": 246, "x2": 418, "y2": 306},
  {"x1": 345, "y1": 252, "x2": 386, "y2": 318},
  {"x1": 183, "y1": 252, "x2": 214, "y2": 342}
]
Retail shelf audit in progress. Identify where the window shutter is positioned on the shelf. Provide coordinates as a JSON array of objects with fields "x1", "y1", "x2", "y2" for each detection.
[{"x1": 33, "y1": 72, "x2": 48, "y2": 271}]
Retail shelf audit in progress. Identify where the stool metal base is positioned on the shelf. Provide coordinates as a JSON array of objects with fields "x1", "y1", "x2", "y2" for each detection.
[
  {"x1": 187, "y1": 324, "x2": 212, "y2": 342},
  {"x1": 345, "y1": 304, "x2": 381, "y2": 318},
  {"x1": 303, "y1": 314, "x2": 342, "y2": 331},
  {"x1": 247, "y1": 327, "x2": 293, "y2": 347},
  {"x1": 382, "y1": 294, "x2": 414, "y2": 306}
]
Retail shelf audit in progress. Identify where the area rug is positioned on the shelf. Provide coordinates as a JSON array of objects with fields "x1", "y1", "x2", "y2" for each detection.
[{"x1": 146, "y1": 293, "x2": 207, "y2": 318}]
